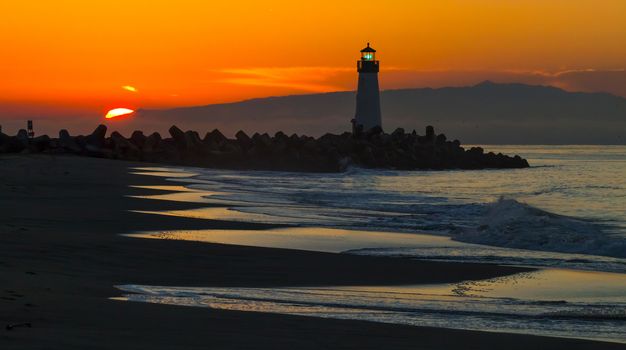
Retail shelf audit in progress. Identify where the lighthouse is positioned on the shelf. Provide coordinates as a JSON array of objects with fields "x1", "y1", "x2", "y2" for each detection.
[{"x1": 353, "y1": 43, "x2": 382, "y2": 134}]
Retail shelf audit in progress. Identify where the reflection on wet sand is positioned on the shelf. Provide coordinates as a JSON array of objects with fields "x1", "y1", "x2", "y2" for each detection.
[
  {"x1": 129, "y1": 185, "x2": 231, "y2": 204},
  {"x1": 130, "y1": 207, "x2": 282, "y2": 224},
  {"x1": 342, "y1": 268, "x2": 626, "y2": 303},
  {"x1": 117, "y1": 268, "x2": 626, "y2": 344},
  {"x1": 131, "y1": 167, "x2": 199, "y2": 178},
  {"x1": 126, "y1": 227, "x2": 463, "y2": 254}
]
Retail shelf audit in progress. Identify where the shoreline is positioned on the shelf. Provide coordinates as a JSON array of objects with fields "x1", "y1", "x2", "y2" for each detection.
[{"x1": 1, "y1": 154, "x2": 622, "y2": 349}]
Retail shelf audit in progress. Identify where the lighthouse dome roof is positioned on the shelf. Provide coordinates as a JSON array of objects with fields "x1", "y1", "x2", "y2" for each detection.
[{"x1": 360, "y1": 43, "x2": 376, "y2": 53}]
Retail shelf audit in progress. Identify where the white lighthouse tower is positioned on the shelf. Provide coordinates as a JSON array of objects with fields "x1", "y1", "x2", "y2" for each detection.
[{"x1": 353, "y1": 43, "x2": 382, "y2": 134}]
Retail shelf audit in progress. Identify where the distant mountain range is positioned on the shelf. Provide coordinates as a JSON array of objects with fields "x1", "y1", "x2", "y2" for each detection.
[{"x1": 133, "y1": 81, "x2": 626, "y2": 144}]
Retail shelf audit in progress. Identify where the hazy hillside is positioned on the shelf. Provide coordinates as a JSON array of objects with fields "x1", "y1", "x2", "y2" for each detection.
[{"x1": 131, "y1": 82, "x2": 626, "y2": 144}]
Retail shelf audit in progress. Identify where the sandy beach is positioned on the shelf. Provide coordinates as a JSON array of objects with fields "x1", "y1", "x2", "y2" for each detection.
[{"x1": 1, "y1": 154, "x2": 622, "y2": 349}]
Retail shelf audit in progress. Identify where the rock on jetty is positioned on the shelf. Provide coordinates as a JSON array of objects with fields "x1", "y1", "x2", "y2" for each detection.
[{"x1": 0, "y1": 125, "x2": 529, "y2": 172}]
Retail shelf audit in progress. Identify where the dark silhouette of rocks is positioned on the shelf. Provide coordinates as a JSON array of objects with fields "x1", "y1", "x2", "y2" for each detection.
[
  {"x1": 86, "y1": 124, "x2": 107, "y2": 148},
  {"x1": 235, "y1": 130, "x2": 253, "y2": 150},
  {"x1": 0, "y1": 131, "x2": 25, "y2": 153},
  {"x1": 30, "y1": 135, "x2": 51, "y2": 153},
  {"x1": 16, "y1": 129, "x2": 29, "y2": 144},
  {"x1": 0, "y1": 124, "x2": 530, "y2": 172},
  {"x1": 130, "y1": 130, "x2": 147, "y2": 149},
  {"x1": 168, "y1": 125, "x2": 184, "y2": 141},
  {"x1": 143, "y1": 132, "x2": 162, "y2": 154},
  {"x1": 59, "y1": 129, "x2": 81, "y2": 153},
  {"x1": 110, "y1": 131, "x2": 141, "y2": 160},
  {"x1": 0, "y1": 132, "x2": 10, "y2": 152},
  {"x1": 203, "y1": 129, "x2": 228, "y2": 151},
  {"x1": 83, "y1": 124, "x2": 109, "y2": 157}
]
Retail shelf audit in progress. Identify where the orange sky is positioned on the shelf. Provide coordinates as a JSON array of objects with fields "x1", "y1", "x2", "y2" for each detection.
[{"x1": 1, "y1": 0, "x2": 625, "y2": 120}]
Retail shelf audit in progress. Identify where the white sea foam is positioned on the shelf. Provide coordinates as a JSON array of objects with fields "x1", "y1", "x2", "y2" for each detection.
[{"x1": 452, "y1": 198, "x2": 626, "y2": 258}]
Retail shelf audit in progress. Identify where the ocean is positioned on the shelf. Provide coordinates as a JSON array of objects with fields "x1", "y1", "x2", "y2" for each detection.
[{"x1": 120, "y1": 145, "x2": 626, "y2": 343}]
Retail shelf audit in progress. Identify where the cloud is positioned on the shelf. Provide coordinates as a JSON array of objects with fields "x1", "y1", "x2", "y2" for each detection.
[
  {"x1": 533, "y1": 69, "x2": 626, "y2": 97},
  {"x1": 215, "y1": 67, "x2": 353, "y2": 92},
  {"x1": 490, "y1": 68, "x2": 626, "y2": 97},
  {"x1": 213, "y1": 66, "x2": 626, "y2": 98}
]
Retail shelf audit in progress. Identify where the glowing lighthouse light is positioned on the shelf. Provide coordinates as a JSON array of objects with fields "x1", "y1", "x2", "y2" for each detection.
[{"x1": 105, "y1": 108, "x2": 135, "y2": 119}]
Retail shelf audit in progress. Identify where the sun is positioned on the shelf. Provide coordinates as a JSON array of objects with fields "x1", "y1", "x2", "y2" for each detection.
[{"x1": 105, "y1": 108, "x2": 135, "y2": 119}]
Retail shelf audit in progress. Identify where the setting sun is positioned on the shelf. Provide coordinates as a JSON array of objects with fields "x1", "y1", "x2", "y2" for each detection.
[{"x1": 105, "y1": 108, "x2": 135, "y2": 119}]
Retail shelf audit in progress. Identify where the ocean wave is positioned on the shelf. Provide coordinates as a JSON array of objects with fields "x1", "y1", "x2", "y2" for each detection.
[
  {"x1": 170, "y1": 160, "x2": 626, "y2": 268},
  {"x1": 345, "y1": 246, "x2": 626, "y2": 273},
  {"x1": 451, "y1": 198, "x2": 626, "y2": 259},
  {"x1": 530, "y1": 184, "x2": 625, "y2": 196},
  {"x1": 540, "y1": 309, "x2": 626, "y2": 320}
]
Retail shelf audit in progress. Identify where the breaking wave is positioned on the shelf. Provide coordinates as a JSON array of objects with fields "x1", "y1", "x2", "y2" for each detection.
[{"x1": 452, "y1": 198, "x2": 626, "y2": 259}]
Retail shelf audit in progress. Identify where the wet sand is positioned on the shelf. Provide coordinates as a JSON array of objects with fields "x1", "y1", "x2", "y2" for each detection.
[{"x1": 1, "y1": 154, "x2": 621, "y2": 349}]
